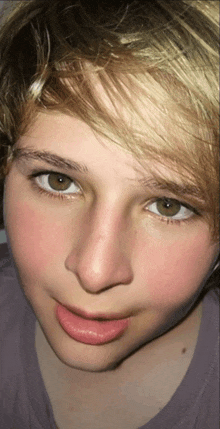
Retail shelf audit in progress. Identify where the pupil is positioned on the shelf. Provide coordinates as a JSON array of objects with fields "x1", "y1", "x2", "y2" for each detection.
[
  {"x1": 49, "y1": 174, "x2": 70, "y2": 190},
  {"x1": 157, "y1": 199, "x2": 180, "y2": 216},
  {"x1": 163, "y1": 200, "x2": 172, "y2": 209}
]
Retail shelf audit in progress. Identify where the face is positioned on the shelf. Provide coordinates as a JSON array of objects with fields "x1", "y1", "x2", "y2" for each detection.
[{"x1": 4, "y1": 112, "x2": 218, "y2": 372}]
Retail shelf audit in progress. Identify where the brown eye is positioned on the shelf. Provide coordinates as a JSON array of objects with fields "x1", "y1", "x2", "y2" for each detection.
[
  {"x1": 35, "y1": 173, "x2": 80, "y2": 194},
  {"x1": 48, "y1": 173, "x2": 72, "y2": 191},
  {"x1": 146, "y1": 198, "x2": 193, "y2": 220},
  {"x1": 156, "y1": 199, "x2": 181, "y2": 217}
]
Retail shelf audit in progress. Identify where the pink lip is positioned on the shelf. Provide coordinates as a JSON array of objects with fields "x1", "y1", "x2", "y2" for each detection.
[{"x1": 56, "y1": 303, "x2": 130, "y2": 345}]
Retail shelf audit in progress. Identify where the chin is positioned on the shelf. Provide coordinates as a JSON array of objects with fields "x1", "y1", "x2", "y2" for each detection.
[
  {"x1": 70, "y1": 361, "x2": 121, "y2": 373},
  {"x1": 59, "y1": 355, "x2": 123, "y2": 373},
  {"x1": 53, "y1": 342, "x2": 129, "y2": 373}
]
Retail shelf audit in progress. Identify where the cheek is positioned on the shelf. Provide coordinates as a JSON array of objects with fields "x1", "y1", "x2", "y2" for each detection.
[
  {"x1": 4, "y1": 198, "x2": 69, "y2": 277},
  {"x1": 135, "y1": 225, "x2": 217, "y2": 306}
]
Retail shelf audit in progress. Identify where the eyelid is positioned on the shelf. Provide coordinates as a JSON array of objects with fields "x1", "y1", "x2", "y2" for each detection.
[
  {"x1": 28, "y1": 169, "x2": 201, "y2": 219},
  {"x1": 29, "y1": 169, "x2": 74, "y2": 180},
  {"x1": 28, "y1": 169, "x2": 82, "y2": 195},
  {"x1": 144, "y1": 197, "x2": 199, "y2": 224},
  {"x1": 146, "y1": 196, "x2": 198, "y2": 211}
]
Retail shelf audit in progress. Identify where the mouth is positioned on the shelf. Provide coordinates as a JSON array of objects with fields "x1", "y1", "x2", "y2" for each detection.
[
  {"x1": 56, "y1": 303, "x2": 130, "y2": 345},
  {"x1": 63, "y1": 303, "x2": 130, "y2": 321}
]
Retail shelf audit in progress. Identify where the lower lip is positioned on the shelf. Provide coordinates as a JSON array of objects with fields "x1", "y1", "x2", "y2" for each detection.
[{"x1": 56, "y1": 304, "x2": 129, "y2": 345}]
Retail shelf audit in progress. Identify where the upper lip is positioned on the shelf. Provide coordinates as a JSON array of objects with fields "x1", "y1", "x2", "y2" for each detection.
[{"x1": 58, "y1": 302, "x2": 130, "y2": 321}]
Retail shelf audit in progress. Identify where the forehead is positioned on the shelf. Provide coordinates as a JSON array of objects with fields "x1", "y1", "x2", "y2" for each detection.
[
  {"x1": 14, "y1": 111, "x2": 206, "y2": 206},
  {"x1": 27, "y1": 72, "x2": 199, "y2": 159},
  {"x1": 16, "y1": 110, "x2": 156, "y2": 179},
  {"x1": 24, "y1": 63, "x2": 210, "y2": 174},
  {"x1": 56, "y1": 69, "x2": 212, "y2": 177},
  {"x1": 15, "y1": 69, "x2": 213, "y2": 201},
  {"x1": 15, "y1": 109, "x2": 178, "y2": 173}
]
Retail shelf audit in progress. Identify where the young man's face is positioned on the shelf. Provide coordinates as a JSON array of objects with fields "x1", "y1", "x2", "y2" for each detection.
[{"x1": 4, "y1": 112, "x2": 218, "y2": 372}]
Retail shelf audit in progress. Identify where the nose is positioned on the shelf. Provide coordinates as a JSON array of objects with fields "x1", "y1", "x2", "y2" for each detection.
[{"x1": 65, "y1": 203, "x2": 134, "y2": 294}]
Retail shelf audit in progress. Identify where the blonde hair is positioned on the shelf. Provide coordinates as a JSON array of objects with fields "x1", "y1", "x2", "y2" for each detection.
[{"x1": 0, "y1": 0, "x2": 219, "y2": 245}]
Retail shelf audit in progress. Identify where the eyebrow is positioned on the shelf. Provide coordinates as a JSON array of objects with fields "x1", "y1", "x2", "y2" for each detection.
[
  {"x1": 13, "y1": 147, "x2": 205, "y2": 202},
  {"x1": 12, "y1": 147, "x2": 89, "y2": 174},
  {"x1": 138, "y1": 177, "x2": 204, "y2": 200}
]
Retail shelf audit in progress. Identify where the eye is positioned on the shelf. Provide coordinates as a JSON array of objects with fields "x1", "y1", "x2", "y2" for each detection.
[
  {"x1": 35, "y1": 172, "x2": 81, "y2": 194},
  {"x1": 146, "y1": 198, "x2": 194, "y2": 220}
]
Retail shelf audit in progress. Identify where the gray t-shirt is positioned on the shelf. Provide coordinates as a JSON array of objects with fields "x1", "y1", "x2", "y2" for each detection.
[{"x1": 0, "y1": 242, "x2": 219, "y2": 428}]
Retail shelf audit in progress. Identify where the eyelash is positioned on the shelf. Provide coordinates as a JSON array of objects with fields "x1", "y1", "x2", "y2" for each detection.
[
  {"x1": 144, "y1": 199, "x2": 198, "y2": 226},
  {"x1": 28, "y1": 169, "x2": 81, "y2": 190},
  {"x1": 27, "y1": 170, "x2": 200, "y2": 226}
]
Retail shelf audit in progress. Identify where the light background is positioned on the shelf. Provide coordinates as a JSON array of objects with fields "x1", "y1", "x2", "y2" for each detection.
[
  {"x1": 0, "y1": 1, "x2": 17, "y2": 17},
  {"x1": 0, "y1": 230, "x2": 6, "y2": 243}
]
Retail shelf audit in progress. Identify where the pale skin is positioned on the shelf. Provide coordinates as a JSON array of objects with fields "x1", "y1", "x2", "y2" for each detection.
[{"x1": 3, "y1": 111, "x2": 218, "y2": 428}]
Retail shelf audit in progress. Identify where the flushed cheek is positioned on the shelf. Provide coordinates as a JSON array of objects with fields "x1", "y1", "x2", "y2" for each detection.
[
  {"x1": 135, "y1": 228, "x2": 217, "y2": 306},
  {"x1": 4, "y1": 199, "x2": 71, "y2": 280}
]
